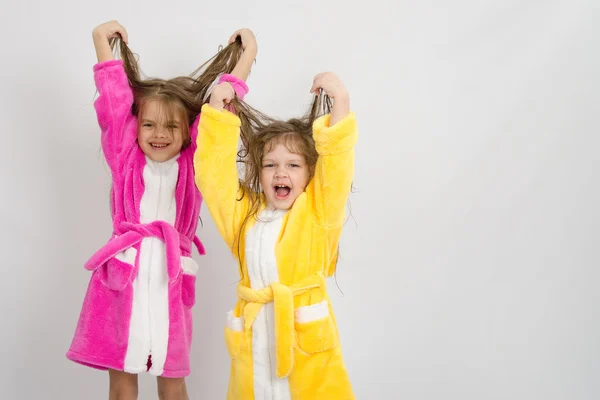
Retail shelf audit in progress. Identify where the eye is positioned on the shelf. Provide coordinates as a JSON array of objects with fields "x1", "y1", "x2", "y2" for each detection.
[
  {"x1": 142, "y1": 123, "x2": 153, "y2": 127},
  {"x1": 262, "y1": 164, "x2": 275, "y2": 168},
  {"x1": 290, "y1": 164, "x2": 300, "y2": 168},
  {"x1": 167, "y1": 124, "x2": 179, "y2": 129}
]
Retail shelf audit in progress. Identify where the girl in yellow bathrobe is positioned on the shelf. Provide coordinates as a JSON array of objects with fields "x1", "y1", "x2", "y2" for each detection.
[{"x1": 194, "y1": 64, "x2": 357, "y2": 400}]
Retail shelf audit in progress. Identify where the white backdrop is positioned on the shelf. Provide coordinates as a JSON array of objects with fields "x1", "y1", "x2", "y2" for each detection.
[{"x1": 1, "y1": 0, "x2": 598, "y2": 399}]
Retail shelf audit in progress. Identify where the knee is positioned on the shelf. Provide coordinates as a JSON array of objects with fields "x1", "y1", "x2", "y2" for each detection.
[
  {"x1": 157, "y1": 378, "x2": 186, "y2": 400},
  {"x1": 109, "y1": 370, "x2": 138, "y2": 400}
]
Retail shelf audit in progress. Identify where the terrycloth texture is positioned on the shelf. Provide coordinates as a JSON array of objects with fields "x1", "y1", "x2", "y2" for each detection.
[
  {"x1": 66, "y1": 60, "x2": 248, "y2": 377},
  {"x1": 244, "y1": 208, "x2": 290, "y2": 398},
  {"x1": 195, "y1": 104, "x2": 356, "y2": 399}
]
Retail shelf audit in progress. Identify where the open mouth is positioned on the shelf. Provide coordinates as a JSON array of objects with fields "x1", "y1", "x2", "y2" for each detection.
[
  {"x1": 273, "y1": 184, "x2": 291, "y2": 199},
  {"x1": 150, "y1": 142, "x2": 170, "y2": 150}
]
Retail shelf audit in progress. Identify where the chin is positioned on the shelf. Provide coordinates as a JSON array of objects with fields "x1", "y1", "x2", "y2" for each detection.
[
  {"x1": 147, "y1": 151, "x2": 178, "y2": 162},
  {"x1": 272, "y1": 198, "x2": 298, "y2": 211}
]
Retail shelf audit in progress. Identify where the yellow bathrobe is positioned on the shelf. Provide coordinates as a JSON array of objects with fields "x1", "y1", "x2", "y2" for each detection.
[{"x1": 195, "y1": 104, "x2": 356, "y2": 400}]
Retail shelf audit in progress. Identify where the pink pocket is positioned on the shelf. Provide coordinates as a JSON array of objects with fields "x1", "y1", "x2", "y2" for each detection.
[
  {"x1": 101, "y1": 257, "x2": 134, "y2": 291},
  {"x1": 181, "y1": 274, "x2": 196, "y2": 307}
]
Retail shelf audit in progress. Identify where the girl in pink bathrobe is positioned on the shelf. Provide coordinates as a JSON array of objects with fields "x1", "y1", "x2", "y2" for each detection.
[{"x1": 66, "y1": 20, "x2": 257, "y2": 399}]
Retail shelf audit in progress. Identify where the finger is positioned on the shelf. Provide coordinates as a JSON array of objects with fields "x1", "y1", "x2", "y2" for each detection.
[
  {"x1": 119, "y1": 27, "x2": 129, "y2": 44},
  {"x1": 310, "y1": 78, "x2": 319, "y2": 93},
  {"x1": 109, "y1": 30, "x2": 122, "y2": 41},
  {"x1": 311, "y1": 72, "x2": 326, "y2": 91},
  {"x1": 221, "y1": 83, "x2": 235, "y2": 102},
  {"x1": 226, "y1": 83, "x2": 235, "y2": 99},
  {"x1": 310, "y1": 72, "x2": 326, "y2": 93},
  {"x1": 229, "y1": 30, "x2": 241, "y2": 44},
  {"x1": 314, "y1": 72, "x2": 327, "y2": 81}
]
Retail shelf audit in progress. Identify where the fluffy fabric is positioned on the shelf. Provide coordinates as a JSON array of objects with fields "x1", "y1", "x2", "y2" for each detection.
[
  {"x1": 66, "y1": 60, "x2": 248, "y2": 377},
  {"x1": 195, "y1": 104, "x2": 356, "y2": 399}
]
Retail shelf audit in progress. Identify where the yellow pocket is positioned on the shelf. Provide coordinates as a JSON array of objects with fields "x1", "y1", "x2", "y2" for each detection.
[
  {"x1": 224, "y1": 311, "x2": 245, "y2": 359},
  {"x1": 224, "y1": 326, "x2": 245, "y2": 359},
  {"x1": 295, "y1": 314, "x2": 338, "y2": 354}
]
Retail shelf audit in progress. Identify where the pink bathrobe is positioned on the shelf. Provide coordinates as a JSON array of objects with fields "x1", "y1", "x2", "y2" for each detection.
[{"x1": 66, "y1": 59, "x2": 248, "y2": 378}]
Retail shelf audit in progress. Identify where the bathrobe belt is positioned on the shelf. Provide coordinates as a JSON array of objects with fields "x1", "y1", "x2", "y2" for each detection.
[
  {"x1": 236, "y1": 272, "x2": 326, "y2": 378},
  {"x1": 84, "y1": 220, "x2": 205, "y2": 283}
]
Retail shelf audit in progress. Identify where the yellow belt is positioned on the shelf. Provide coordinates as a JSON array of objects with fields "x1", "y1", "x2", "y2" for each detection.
[{"x1": 237, "y1": 273, "x2": 326, "y2": 377}]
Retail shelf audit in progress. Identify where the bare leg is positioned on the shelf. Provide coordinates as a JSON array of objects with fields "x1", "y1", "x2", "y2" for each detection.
[
  {"x1": 108, "y1": 369, "x2": 138, "y2": 400},
  {"x1": 157, "y1": 376, "x2": 189, "y2": 400}
]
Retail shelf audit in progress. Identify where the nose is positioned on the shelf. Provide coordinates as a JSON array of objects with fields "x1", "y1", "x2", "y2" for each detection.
[
  {"x1": 154, "y1": 125, "x2": 168, "y2": 138},
  {"x1": 274, "y1": 166, "x2": 287, "y2": 178}
]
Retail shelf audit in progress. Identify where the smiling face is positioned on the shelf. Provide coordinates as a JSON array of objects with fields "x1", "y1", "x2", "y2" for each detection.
[
  {"x1": 137, "y1": 99, "x2": 187, "y2": 162},
  {"x1": 260, "y1": 139, "x2": 310, "y2": 210}
]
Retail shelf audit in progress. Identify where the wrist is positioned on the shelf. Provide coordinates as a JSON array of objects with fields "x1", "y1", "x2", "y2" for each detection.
[
  {"x1": 332, "y1": 90, "x2": 349, "y2": 104},
  {"x1": 209, "y1": 100, "x2": 224, "y2": 110},
  {"x1": 92, "y1": 29, "x2": 105, "y2": 41},
  {"x1": 243, "y1": 43, "x2": 258, "y2": 56}
]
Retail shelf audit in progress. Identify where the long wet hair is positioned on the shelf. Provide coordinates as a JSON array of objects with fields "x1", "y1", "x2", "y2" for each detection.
[
  {"x1": 109, "y1": 35, "x2": 245, "y2": 147},
  {"x1": 104, "y1": 35, "x2": 244, "y2": 227},
  {"x1": 226, "y1": 93, "x2": 334, "y2": 276}
]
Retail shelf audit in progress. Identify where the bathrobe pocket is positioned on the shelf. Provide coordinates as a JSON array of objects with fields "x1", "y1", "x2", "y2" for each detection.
[
  {"x1": 294, "y1": 301, "x2": 338, "y2": 354},
  {"x1": 180, "y1": 256, "x2": 199, "y2": 307},
  {"x1": 100, "y1": 247, "x2": 137, "y2": 291}
]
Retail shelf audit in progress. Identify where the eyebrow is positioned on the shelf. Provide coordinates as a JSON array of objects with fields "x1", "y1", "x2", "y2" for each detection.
[
  {"x1": 262, "y1": 158, "x2": 305, "y2": 163},
  {"x1": 140, "y1": 119, "x2": 181, "y2": 125}
]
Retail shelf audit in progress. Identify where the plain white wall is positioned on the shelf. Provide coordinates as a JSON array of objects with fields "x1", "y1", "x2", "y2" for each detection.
[{"x1": 1, "y1": 0, "x2": 598, "y2": 399}]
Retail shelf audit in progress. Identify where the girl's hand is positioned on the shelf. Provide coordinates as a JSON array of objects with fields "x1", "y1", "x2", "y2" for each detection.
[
  {"x1": 92, "y1": 20, "x2": 128, "y2": 62},
  {"x1": 209, "y1": 82, "x2": 236, "y2": 110},
  {"x1": 310, "y1": 72, "x2": 350, "y2": 125},
  {"x1": 228, "y1": 29, "x2": 257, "y2": 83},
  {"x1": 92, "y1": 20, "x2": 128, "y2": 44},
  {"x1": 310, "y1": 72, "x2": 348, "y2": 100},
  {"x1": 228, "y1": 28, "x2": 257, "y2": 52}
]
